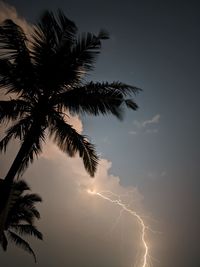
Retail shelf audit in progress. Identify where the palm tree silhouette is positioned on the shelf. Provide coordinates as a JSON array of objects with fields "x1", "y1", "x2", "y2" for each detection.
[
  {"x1": 0, "y1": 180, "x2": 42, "y2": 262},
  {"x1": 0, "y1": 10, "x2": 140, "y2": 184}
]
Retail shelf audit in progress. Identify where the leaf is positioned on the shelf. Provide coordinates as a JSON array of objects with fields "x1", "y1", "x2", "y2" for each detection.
[
  {"x1": 7, "y1": 231, "x2": 37, "y2": 262},
  {"x1": 10, "y1": 224, "x2": 43, "y2": 240},
  {"x1": 54, "y1": 81, "x2": 140, "y2": 119},
  {"x1": 0, "y1": 99, "x2": 30, "y2": 124},
  {"x1": 125, "y1": 99, "x2": 138, "y2": 110},
  {"x1": 49, "y1": 116, "x2": 98, "y2": 176}
]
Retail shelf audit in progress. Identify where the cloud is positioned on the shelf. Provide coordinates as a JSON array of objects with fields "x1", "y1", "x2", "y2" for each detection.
[
  {"x1": 129, "y1": 114, "x2": 161, "y2": 135},
  {"x1": 142, "y1": 114, "x2": 161, "y2": 127},
  {"x1": 20, "y1": 142, "x2": 146, "y2": 267},
  {"x1": 129, "y1": 130, "x2": 137, "y2": 135},
  {"x1": 147, "y1": 170, "x2": 167, "y2": 180}
]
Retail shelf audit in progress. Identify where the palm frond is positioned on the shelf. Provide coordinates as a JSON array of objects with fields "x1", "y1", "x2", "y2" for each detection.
[
  {"x1": 5, "y1": 61, "x2": 35, "y2": 96},
  {"x1": 54, "y1": 81, "x2": 140, "y2": 119},
  {"x1": 0, "y1": 131, "x2": 13, "y2": 153},
  {"x1": 8, "y1": 200, "x2": 41, "y2": 225},
  {"x1": 70, "y1": 29, "x2": 109, "y2": 74},
  {"x1": 0, "y1": 19, "x2": 34, "y2": 96},
  {"x1": 5, "y1": 181, "x2": 29, "y2": 213},
  {"x1": 9, "y1": 193, "x2": 42, "y2": 217},
  {"x1": 30, "y1": 12, "x2": 109, "y2": 93},
  {"x1": 0, "y1": 116, "x2": 32, "y2": 153},
  {"x1": 0, "y1": 115, "x2": 45, "y2": 175},
  {"x1": 0, "y1": 58, "x2": 15, "y2": 91},
  {"x1": 124, "y1": 99, "x2": 139, "y2": 110},
  {"x1": 18, "y1": 194, "x2": 42, "y2": 207},
  {"x1": 0, "y1": 19, "x2": 27, "y2": 59},
  {"x1": 8, "y1": 208, "x2": 33, "y2": 225},
  {"x1": 0, "y1": 99, "x2": 30, "y2": 124},
  {"x1": 32, "y1": 10, "x2": 77, "y2": 51},
  {"x1": 10, "y1": 224, "x2": 43, "y2": 240},
  {"x1": 18, "y1": 205, "x2": 41, "y2": 221},
  {"x1": 16, "y1": 137, "x2": 44, "y2": 177},
  {"x1": 43, "y1": 30, "x2": 110, "y2": 91},
  {"x1": 0, "y1": 179, "x2": 42, "y2": 261},
  {"x1": 13, "y1": 180, "x2": 30, "y2": 192},
  {"x1": 7, "y1": 190, "x2": 41, "y2": 226},
  {"x1": 56, "y1": 9, "x2": 77, "y2": 46},
  {"x1": 0, "y1": 57, "x2": 35, "y2": 96},
  {"x1": 7, "y1": 230, "x2": 37, "y2": 262},
  {"x1": 30, "y1": 11, "x2": 78, "y2": 94},
  {"x1": 49, "y1": 116, "x2": 98, "y2": 176},
  {"x1": 31, "y1": 10, "x2": 77, "y2": 63}
]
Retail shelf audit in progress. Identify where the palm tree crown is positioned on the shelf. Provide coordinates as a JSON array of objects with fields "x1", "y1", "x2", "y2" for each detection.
[
  {"x1": 0, "y1": 180, "x2": 42, "y2": 262},
  {"x1": 0, "y1": 10, "x2": 140, "y2": 181}
]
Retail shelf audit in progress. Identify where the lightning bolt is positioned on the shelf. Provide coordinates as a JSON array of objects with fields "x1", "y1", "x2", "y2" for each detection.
[{"x1": 87, "y1": 189, "x2": 150, "y2": 267}]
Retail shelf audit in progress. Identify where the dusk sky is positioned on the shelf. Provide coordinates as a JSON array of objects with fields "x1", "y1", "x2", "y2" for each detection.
[{"x1": 0, "y1": 1, "x2": 200, "y2": 267}]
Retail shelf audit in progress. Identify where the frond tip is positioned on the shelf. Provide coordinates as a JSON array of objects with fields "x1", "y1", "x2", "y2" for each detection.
[
  {"x1": 7, "y1": 231, "x2": 37, "y2": 262},
  {"x1": 98, "y1": 29, "x2": 109, "y2": 40},
  {"x1": 50, "y1": 118, "x2": 99, "y2": 177},
  {"x1": 124, "y1": 99, "x2": 138, "y2": 110},
  {"x1": 77, "y1": 136, "x2": 99, "y2": 177}
]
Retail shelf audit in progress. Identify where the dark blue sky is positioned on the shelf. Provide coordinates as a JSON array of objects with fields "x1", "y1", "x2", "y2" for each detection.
[{"x1": 1, "y1": 1, "x2": 200, "y2": 267}]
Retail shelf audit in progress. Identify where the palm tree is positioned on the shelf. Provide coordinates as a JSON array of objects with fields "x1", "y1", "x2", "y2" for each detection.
[
  {"x1": 0, "y1": 179, "x2": 42, "y2": 262},
  {"x1": 0, "y1": 10, "x2": 140, "y2": 184}
]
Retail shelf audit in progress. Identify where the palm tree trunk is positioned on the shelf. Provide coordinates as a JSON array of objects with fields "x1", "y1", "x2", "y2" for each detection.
[
  {"x1": 4, "y1": 133, "x2": 35, "y2": 183},
  {"x1": 0, "y1": 119, "x2": 41, "y2": 233},
  {"x1": 5, "y1": 118, "x2": 42, "y2": 183}
]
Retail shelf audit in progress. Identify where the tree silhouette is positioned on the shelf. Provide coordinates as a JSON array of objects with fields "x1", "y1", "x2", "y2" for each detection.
[
  {"x1": 0, "y1": 10, "x2": 140, "y2": 184},
  {"x1": 0, "y1": 180, "x2": 42, "y2": 262}
]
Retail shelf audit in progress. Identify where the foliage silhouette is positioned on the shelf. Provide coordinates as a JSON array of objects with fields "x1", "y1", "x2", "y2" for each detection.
[
  {"x1": 0, "y1": 179, "x2": 42, "y2": 262},
  {"x1": 0, "y1": 10, "x2": 140, "y2": 183}
]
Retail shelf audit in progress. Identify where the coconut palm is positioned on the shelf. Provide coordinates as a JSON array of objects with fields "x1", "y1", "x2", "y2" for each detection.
[
  {"x1": 0, "y1": 179, "x2": 42, "y2": 262},
  {"x1": 0, "y1": 10, "x2": 140, "y2": 184}
]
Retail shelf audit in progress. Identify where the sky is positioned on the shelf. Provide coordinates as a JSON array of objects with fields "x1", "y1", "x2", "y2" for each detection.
[{"x1": 0, "y1": 0, "x2": 200, "y2": 267}]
